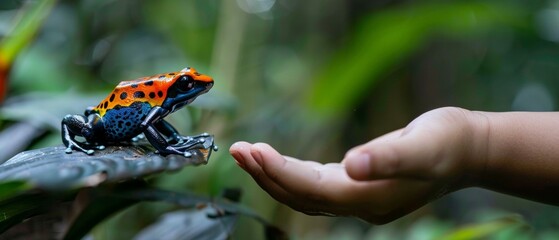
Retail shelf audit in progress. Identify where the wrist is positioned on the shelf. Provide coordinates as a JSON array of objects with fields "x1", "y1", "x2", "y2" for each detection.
[
  {"x1": 444, "y1": 109, "x2": 490, "y2": 189},
  {"x1": 463, "y1": 110, "x2": 492, "y2": 188},
  {"x1": 422, "y1": 107, "x2": 490, "y2": 191}
]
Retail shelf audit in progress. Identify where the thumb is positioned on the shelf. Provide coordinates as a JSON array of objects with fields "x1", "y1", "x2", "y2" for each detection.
[{"x1": 344, "y1": 136, "x2": 437, "y2": 181}]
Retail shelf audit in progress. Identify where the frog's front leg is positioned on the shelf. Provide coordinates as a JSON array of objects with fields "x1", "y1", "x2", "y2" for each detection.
[
  {"x1": 143, "y1": 125, "x2": 198, "y2": 156},
  {"x1": 154, "y1": 120, "x2": 214, "y2": 150},
  {"x1": 154, "y1": 120, "x2": 185, "y2": 144},
  {"x1": 61, "y1": 114, "x2": 103, "y2": 155},
  {"x1": 140, "y1": 107, "x2": 200, "y2": 156}
]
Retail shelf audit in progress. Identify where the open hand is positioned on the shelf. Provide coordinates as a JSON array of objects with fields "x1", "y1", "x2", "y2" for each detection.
[{"x1": 230, "y1": 107, "x2": 486, "y2": 224}]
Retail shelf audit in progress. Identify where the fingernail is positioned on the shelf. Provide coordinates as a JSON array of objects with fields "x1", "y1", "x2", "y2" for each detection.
[{"x1": 346, "y1": 151, "x2": 371, "y2": 179}]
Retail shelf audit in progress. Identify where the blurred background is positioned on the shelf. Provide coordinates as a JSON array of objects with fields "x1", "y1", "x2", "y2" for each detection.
[{"x1": 0, "y1": 0, "x2": 558, "y2": 239}]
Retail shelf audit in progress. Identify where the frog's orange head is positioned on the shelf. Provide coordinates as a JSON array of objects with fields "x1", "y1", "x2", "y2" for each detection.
[
  {"x1": 162, "y1": 67, "x2": 214, "y2": 112},
  {"x1": 179, "y1": 67, "x2": 213, "y2": 85}
]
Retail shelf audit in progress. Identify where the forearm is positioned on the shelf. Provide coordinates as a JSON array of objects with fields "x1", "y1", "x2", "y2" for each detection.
[{"x1": 473, "y1": 111, "x2": 559, "y2": 205}]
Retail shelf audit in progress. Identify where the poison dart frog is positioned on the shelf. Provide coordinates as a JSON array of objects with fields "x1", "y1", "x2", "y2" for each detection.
[{"x1": 61, "y1": 67, "x2": 215, "y2": 156}]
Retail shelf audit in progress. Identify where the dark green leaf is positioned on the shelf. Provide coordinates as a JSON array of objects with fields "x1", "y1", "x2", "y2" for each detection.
[
  {"x1": 0, "y1": 132, "x2": 215, "y2": 234},
  {"x1": 0, "y1": 192, "x2": 60, "y2": 233},
  {"x1": 134, "y1": 206, "x2": 237, "y2": 240},
  {"x1": 64, "y1": 187, "x2": 283, "y2": 240},
  {"x1": 63, "y1": 186, "x2": 141, "y2": 240},
  {"x1": 120, "y1": 188, "x2": 286, "y2": 240},
  {"x1": 0, "y1": 136, "x2": 215, "y2": 191},
  {"x1": 0, "y1": 180, "x2": 33, "y2": 202}
]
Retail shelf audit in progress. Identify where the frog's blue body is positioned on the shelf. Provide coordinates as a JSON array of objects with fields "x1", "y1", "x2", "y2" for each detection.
[{"x1": 103, "y1": 102, "x2": 152, "y2": 141}]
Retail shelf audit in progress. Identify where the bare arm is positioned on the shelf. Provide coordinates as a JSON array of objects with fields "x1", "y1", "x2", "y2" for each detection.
[{"x1": 475, "y1": 111, "x2": 559, "y2": 205}]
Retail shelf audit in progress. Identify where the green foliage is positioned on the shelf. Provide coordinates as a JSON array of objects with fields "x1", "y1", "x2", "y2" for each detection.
[
  {"x1": 307, "y1": 2, "x2": 525, "y2": 118},
  {"x1": 0, "y1": 180, "x2": 32, "y2": 202},
  {"x1": 0, "y1": 0, "x2": 56, "y2": 64},
  {"x1": 439, "y1": 215, "x2": 528, "y2": 240}
]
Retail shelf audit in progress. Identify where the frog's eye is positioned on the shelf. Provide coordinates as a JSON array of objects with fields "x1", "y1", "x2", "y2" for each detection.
[{"x1": 176, "y1": 76, "x2": 194, "y2": 92}]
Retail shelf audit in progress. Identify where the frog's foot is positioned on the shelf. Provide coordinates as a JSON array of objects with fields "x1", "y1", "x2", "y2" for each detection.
[
  {"x1": 189, "y1": 133, "x2": 218, "y2": 152},
  {"x1": 64, "y1": 140, "x2": 95, "y2": 155},
  {"x1": 172, "y1": 135, "x2": 206, "y2": 149},
  {"x1": 158, "y1": 143, "x2": 202, "y2": 157},
  {"x1": 155, "y1": 146, "x2": 193, "y2": 157},
  {"x1": 177, "y1": 135, "x2": 217, "y2": 157},
  {"x1": 159, "y1": 134, "x2": 216, "y2": 158},
  {"x1": 173, "y1": 132, "x2": 210, "y2": 144},
  {"x1": 156, "y1": 149, "x2": 192, "y2": 157}
]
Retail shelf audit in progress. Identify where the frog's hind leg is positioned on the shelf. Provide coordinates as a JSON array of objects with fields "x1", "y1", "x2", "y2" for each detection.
[{"x1": 61, "y1": 114, "x2": 96, "y2": 155}]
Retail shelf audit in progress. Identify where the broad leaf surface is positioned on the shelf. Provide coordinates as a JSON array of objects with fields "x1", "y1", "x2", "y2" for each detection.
[
  {"x1": 134, "y1": 207, "x2": 237, "y2": 240},
  {"x1": 0, "y1": 137, "x2": 215, "y2": 191}
]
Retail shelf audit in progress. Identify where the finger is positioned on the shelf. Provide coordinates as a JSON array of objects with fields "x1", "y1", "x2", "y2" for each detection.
[
  {"x1": 344, "y1": 131, "x2": 438, "y2": 181},
  {"x1": 342, "y1": 128, "x2": 404, "y2": 164},
  {"x1": 230, "y1": 142, "x2": 292, "y2": 201},
  {"x1": 237, "y1": 143, "x2": 440, "y2": 221},
  {"x1": 368, "y1": 128, "x2": 405, "y2": 143},
  {"x1": 250, "y1": 143, "x2": 370, "y2": 207},
  {"x1": 230, "y1": 142, "x2": 331, "y2": 214},
  {"x1": 254, "y1": 146, "x2": 433, "y2": 219}
]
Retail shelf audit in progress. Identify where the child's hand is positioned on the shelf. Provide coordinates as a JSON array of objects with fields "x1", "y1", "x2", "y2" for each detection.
[{"x1": 230, "y1": 107, "x2": 487, "y2": 224}]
